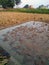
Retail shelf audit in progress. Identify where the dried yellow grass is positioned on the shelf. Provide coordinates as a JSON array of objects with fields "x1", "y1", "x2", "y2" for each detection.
[{"x1": 0, "y1": 12, "x2": 49, "y2": 29}]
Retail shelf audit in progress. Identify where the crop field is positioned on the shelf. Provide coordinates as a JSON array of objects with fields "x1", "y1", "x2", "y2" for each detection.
[{"x1": 0, "y1": 12, "x2": 49, "y2": 29}]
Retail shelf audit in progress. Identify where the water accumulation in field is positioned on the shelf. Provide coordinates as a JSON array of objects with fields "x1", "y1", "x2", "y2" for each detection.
[{"x1": 0, "y1": 21, "x2": 49, "y2": 65}]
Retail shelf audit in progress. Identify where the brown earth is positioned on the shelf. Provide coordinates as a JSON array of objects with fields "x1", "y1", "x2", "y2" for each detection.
[{"x1": 0, "y1": 12, "x2": 49, "y2": 29}]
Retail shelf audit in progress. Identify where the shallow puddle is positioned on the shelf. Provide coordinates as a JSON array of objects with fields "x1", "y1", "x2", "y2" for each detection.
[{"x1": 0, "y1": 21, "x2": 49, "y2": 65}]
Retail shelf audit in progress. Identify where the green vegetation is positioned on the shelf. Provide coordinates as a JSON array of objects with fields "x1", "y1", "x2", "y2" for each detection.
[
  {"x1": 0, "y1": 0, "x2": 21, "y2": 8},
  {"x1": 0, "y1": 0, "x2": 14, "y2": 8},
  {"x1": 0, "y1": 8, "x2": 49, "y2": 14},
  {"x1": 0, "y1": 56, "x2": 8, "y2": 65},
  {"x1": 15, "y1": 8, "x2": 49, "y2": 14},
  {"x1": 0, "y1": 47, "x2": 10, "y2": 65}
]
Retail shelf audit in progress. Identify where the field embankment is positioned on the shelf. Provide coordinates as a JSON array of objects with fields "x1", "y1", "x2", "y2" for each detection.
[{"x1": 0, "y1": 8, "x2": 49, "y2": 14}]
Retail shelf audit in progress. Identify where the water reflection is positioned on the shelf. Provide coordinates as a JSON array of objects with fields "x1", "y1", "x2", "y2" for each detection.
[{"x1": 0, "y1": 21, "x2": 49, "y2": 65}]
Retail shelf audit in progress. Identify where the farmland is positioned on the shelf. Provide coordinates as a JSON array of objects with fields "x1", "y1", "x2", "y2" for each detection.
[
  {"x1": 0, "y1": 12, "x2": 49, "y2": 29},
  {"x1": 0, "y1": 9, "x2": 49, "y2": 65}
]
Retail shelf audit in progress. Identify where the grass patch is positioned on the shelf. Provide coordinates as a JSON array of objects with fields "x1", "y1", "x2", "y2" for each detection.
[{"x1": 0, "y1": 8, "x2": 49, "y2": 14}]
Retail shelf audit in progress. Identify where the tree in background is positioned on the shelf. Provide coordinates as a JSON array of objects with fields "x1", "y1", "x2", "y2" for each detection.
[
  {"x1": 0, "y1": 0, "x2": 21, "y2": 8},
  {"x1": 0, "y1": 0, "x2": 14, "y2": 8},
  {"x1": 24, "y1": 4, "x2": 29, "y2": 8},
  {"x1": 7, "y1": 0, "x2": 14, "y2": 8},
  {"x1": 15, "y1": 0, "x2": 21, "y2": 5}
]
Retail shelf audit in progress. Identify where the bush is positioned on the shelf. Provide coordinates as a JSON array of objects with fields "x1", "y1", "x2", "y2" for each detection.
[{"x1": 0, "y1": 0, "x2": 14, "y2": 8}]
